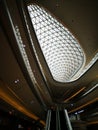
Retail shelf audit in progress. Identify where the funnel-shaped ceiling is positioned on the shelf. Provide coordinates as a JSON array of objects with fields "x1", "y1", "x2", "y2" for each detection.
[{"x1": 27, "y1": 4, "x2": 85, "y2": 83}]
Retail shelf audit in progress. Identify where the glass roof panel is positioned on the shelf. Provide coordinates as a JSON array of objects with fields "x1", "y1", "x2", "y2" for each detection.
[{"x1": 27, "y1": 4, "x2": 85, "y2": 82}]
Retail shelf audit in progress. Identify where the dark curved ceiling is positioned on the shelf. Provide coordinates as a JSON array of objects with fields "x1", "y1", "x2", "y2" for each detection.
[{"x1": 0, "y1": 0, "x2": 98, "y2": 126}]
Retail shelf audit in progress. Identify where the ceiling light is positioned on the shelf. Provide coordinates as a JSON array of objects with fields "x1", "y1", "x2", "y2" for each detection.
[
  {"x1": 15, "y1": 26, "x2": 37, "y2": 84},
  {"x1": 9, "y1": 111, "x2": 12, "y2": 115},
  {"x1": 82, "y1": 84, "x2": 98, "y2": 97},
  {"x1": 14, "y1": 79, "x2": 19, "y2": 84},
  {"x1": 15, "y1": 80, "x2": 17, "y2": 84},
  {"x1": 75, "y1": 112, "x2": 78, "y2": 115},
  {"x1": 77, "y1": 110, "x2": 84, "y2": 114},
  {"x1": 71, "y1": 104, "x2": 74, "y2": 106}
]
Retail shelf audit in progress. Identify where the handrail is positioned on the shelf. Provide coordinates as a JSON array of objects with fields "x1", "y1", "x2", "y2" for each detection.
[
  {"x1": 45, "y1": 110, "x2": 51, "y2": 130},
  {"x1": 64, "y1": 109, "x2": 73, "y2": 130}
]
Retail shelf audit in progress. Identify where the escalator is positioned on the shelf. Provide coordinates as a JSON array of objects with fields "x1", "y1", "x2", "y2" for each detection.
[
  {"x1": 45, "y1": 110, "x2": 56, "y2": 130},
  {"x1": 45, "y1": 109, "x2": 73, "y2": 130},
  {"x1": 59, "y1": 110, "x2": 68, "y2": 130},
  {"x1": 50, "y1": 110, "x2": 56, "y2": 130}
]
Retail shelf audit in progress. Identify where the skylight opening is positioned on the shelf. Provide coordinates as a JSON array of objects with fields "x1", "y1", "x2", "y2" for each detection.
[{"x1": 27, "y1": 4, "x2": 85, "y2": 83}]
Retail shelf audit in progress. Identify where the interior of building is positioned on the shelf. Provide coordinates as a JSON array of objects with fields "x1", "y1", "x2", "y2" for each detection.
[{"x1": 0, "y1": 0, "x2": 98, "y2": 130}]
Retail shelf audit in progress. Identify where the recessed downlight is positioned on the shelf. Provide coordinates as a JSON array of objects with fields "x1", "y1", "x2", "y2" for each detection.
[{"x1": 14, "y1": 79, "x2": 19, "y2": 84}]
